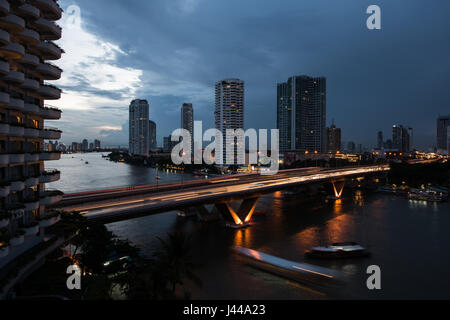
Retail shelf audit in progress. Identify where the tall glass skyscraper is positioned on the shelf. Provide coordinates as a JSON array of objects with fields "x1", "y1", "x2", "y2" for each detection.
[
  {"x1": 129, "y1": 99, "x2": 149, "y2": 156},
  {"x1": 277, "y1": 75, "x2": 326, "y2": 152},
  {"x1": 437, "y1": 115, "x2": 450, "y2": 152},
  {"x1": 181, "y1": 103, "x2": 193, "y2": 154}
]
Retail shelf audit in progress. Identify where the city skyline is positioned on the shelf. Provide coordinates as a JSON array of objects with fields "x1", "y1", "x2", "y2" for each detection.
[{"x1": 53, "y1": 1, "x2": 450, "y2": 150}]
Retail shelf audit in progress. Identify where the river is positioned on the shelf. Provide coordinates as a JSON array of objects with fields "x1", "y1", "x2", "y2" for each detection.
[{"x1": 48, "y1": 153, "x2": 450, "y2": 299}]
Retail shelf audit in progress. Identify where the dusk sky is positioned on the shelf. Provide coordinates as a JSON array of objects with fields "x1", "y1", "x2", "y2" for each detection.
[{"x1": 53, "y1": 0, "x2": 450, "y2": 150}]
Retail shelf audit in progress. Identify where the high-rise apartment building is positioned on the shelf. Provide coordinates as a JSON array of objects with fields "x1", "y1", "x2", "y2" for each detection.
[
  {"x1": 437, "y1": 115, "x2": 450, "y2": 152},
  {"x1": 129, "y1": 99, "x2": 149, "y2": 156},
  {"x1": 148, "y1": 120, "x2": 156, "y2": 151},
  {"x1": 327, "y1": 122, "x2": 341, "y2": 153},
  {"x1": 181, "y1": 103, "x2": 193, "y2": 154},
  {"x1": 82, "y1": 138, "x2": 88, "y2": 151},
  {"x1": 392, "y1": 124, "x2": 410, "y2": 152},
  {"x1": 0, "y1": 0, "x2": 63, "y2": 265},
  {"x1": 214, "y1": 79, "x2": 244, "y2": 165},
  {"x1": 94, "y1": 139, "x2": 101, "y2": 150},
  {"x1": 377, "y1": 131, "x2": 383, "y2": 149},
  {"x1": 277, "y1": 75, "x2": 326, "y2": 152}
]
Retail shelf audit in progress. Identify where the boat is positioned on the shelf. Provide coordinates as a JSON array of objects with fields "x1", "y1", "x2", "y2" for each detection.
[
  {"x1": 408, "y1": 188, "x2": 445, "y2": 202},
  {"x1": 85, "y1": 161, "x2": 89, "y2": 164},
  {"x1": 305, "y1": 242, "x2": 369, "y2": 259},
  {"x1": 232, "y1": 246, "x2": 342, "y2": 287}
]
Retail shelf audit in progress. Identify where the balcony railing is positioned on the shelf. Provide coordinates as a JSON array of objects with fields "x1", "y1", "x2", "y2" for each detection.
[
  {"x1": 0, "y1": 0, "x2": 10, "y2": 17},
  {"x1": 0, "y1": 14, "x2": 25, "y2": 32},
  {"x1": 0, "y1": 42, "x2": 24, "y2": 59},
  {"x1": 32, "y1": 0, "x2": 63, "y2": 21},
  {"x1": 17, "y1": 3, "x2": 40, "y2": 20},
  {"x1": 38, "y1": 83, "x2": 61, "y2": 100}
]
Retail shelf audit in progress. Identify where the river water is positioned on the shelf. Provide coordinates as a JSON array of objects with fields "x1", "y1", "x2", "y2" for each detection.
[{"x1": 49, "y1": 153, "x2": 450, "y2": 299}]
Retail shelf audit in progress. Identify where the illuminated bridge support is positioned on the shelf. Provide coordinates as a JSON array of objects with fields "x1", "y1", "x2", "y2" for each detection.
[
  {"x1": 331, "y1": 179, "x2": 346, "y2": 199},
  {"x1": 215, "y1": 197, "x2": 260, "y2": 228}
]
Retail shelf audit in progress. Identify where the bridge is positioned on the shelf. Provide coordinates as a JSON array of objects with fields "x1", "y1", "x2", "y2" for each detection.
[{"x1": 53, "y1": 165, "x2": 390, "y2": 227}]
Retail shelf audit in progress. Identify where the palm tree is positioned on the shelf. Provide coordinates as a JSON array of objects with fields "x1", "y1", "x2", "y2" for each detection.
[{"x1": 154, "y1": 232, "x2": 202, "y2": 296}]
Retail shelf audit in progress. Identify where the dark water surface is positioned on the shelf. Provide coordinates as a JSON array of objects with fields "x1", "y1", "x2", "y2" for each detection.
[{"x1": 51, "y1": 153, "x2": 450, "y2": 299}]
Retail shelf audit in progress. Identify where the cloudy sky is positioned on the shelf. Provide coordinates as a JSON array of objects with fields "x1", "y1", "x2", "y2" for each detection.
[{"x1": 53, "y1": 0, "x2": 450, "y2": 150}]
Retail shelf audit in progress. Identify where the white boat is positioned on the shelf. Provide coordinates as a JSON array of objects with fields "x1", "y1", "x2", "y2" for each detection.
[
  {"x1": 232, "y1": 246, "x2": 342, "y2": 286},
  {"x1": 305, "y1": 242, "x2": 369, "y2": 259}
]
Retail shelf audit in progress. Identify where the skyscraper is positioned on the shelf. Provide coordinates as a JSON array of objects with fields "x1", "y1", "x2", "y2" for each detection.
[
  {"x1": 327, "y1": 121, "x2": 341, "y2": 153},
  {"x1": 277, "y1": 75, "x2": 326, "y2": 152},
  {"x1": 149, "y1": 120, "x2": 156, "y2": 150},
  {"x1": 82, "y1": 139, "x2": 88, "y2": 151},
  {"x1": 0, "y1": 0, "x2": 63, "y2": 265},
  {"x1": 392, "y1": 124, "x2": 410, "y2": 152},
  {"x1": 377, "y1": 131, "x2": 383, "y2": 149},
  {"x1": 215, "y1": 79, "x2": 244, "y2": 165},
  {"x1": 181, "y1": 103, "x2": 193, "y2": 153},
  {"x1": 129, "y1": 99, "x2": 149, "y2": 156},
  {"x1": 437, "y1": 115, "x2": 450, "y2": 152},
  {"x1": 94, "y1": 139, "x2": 101, "y2": 150}
]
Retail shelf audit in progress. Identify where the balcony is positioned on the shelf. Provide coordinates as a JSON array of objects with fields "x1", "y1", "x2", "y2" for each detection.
[
  {"x1": 23, "y1": 223, "x2": 39, "y2": 236},
  {"x1": 0, "y1": 183, "x2": 10, "y2": 198},
  {"x1": 16, "y1": 4, "x2": 40, "y2": 20},
  {"x1": 9, "y1": 124, "x2": 25, "y2": 137},
  {"x1": 25, "y1": 153, "x2": 39, "y2": 162},
  {"x1": 32, "y1": 0, "x2": 62, "y2": 21},
  {"x1": 9, "y1": 153, "x2": 25, "y2": 164},
  {"x1": 0, "y1": 14, "x2": 25, "y2": 32},
  {"x1": 38, "y1": 84, "x2": 61, "y2": 99},
  {"x1": 0, "y1": 0, "x2": 9, "y2": 17},
  {"x1": 0, "y1": 153, "x2": 8, "y2": 165},
  {"x1": 39, "y1": 169, "x2": 60, "y2": 183},
  {"x1": 3, "y1": 70, "x2": 24, "y2": 83},
  {"x1": 35, "y1": 62, "x2": 61, "y2": 80},
  {"x1": 24, "y1": 127, "x2": 40, "y2": 138},
  {"x1": 40, "y1": 127, "x2": 61, "y2": 140},
  {"x1": 24, "y1": 103, "x2": 39, "y2": 114},
  {"x1": 33, "y1": 40, "x2": 62, "y2": 60},
  {"x1": 38, "y1": 213, "x2": 60, "y2": 227},
  {"x1": 18, "y1": 53, "x2": 39, "y2": 67},
  {"x1": 24, "y1": 197, "x2": 40, "y2": 211},
  {"x1": 32, "y1": 17, "x2": 61, "y2": 40},
  {"x1": 0, "y1": 91, "x2": 9, "y2": 106},
  {"x1": 0, "y1": 28, "x2": 9, "y2": 46},
  {"x1": 39, "y1": 190, "x2": 63, "y2": 206},
  {"x1": 21, "y1": 78, "x2": 40, "y2": 91},
  {"x1": 17, "y1": 28, "x2": 40, "y2": 44},
  {"x1": 39, "y1": 106, "x2": 62, "y2": 119},
  {"x1": 10, "y1": 180, "x2": 25, "y2": 191},
  {"x1": 39, "y1": 151, "x2": 61, "y2": 161},
  {"x1": 7, "y1": 97, "x2": 24, "y2": 111},
  {"x1": 0, "y1": 42, "x2": 24, "y2": 59},
  {"x1": 25, "y1": 177, "x2": 39, "y2": 187},
  {"x1": 0, "y1": 59, "x2": 9, "y2": 74}
]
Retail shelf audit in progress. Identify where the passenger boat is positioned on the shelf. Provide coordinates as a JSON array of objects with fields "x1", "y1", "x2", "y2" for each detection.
[
  {"x1": 232, "y1": 246, "x2": 342, "y2": 287},
  {"x1": 408, "y1": 188, "x2": 445, "y2": 202},
  {"x1": 305, "y1": 242, "x2": 369, "y2": 259}
]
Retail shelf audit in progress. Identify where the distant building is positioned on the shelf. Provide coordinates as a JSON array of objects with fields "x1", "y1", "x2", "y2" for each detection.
[
  {"x1": 215, "y1": 79, "x2": 245, "y2": 165},
  {"x1": 392, "y1": 124, "x2": 410, "y2": 152},
  {"x1": 327, "y1": 121, "x2": 341, "y2": 153},
  {"x1": 82, "y1": 139, "x2": 88, "y2": 151},
  {"x1": 149, "y1": 120, "x2": 157, "y2": 150},
  {"x1": 377, "y1": 131, "x2": 383, "y2": 149},
  {"x1": 357, "y1": 144, "x2": 363, "y2": 154},
  {"x1": 89, "y1": 142, "x2": 94, "y2": 151},
  {"x1": 129, "y1": 99, "x2": 150, "y2": 156},
  {"x1": 163, "y1": 135, "x2": 177, "y2": 153},
  {"x1": 437, "y1": 115, "x2": 450, "y2": 153},
  {"x1": 384, "y1": 139, "x2": 393, "y2": 149},
  {"x1": 181, "y1": 103, "x2": 194, "y2": 154},
  {"x1": 277, "y1": 75, "x2": 326, "y2": 152},
  {"x1": 94, "y1": 139, "x2": 101, "y2": 150},
  {"x1": 347, "y1": 141, "x2": 356, "y2": 153}
]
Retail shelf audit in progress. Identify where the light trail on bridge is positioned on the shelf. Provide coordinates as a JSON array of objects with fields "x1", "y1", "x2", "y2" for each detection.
[{"x1": 56, "y1": 165, "x2": 390, "y2": 223}]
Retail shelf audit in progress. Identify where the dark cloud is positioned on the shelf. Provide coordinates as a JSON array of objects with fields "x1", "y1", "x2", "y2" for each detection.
[{"x1": 58, "y1": 0, "x2": 450, "y2": 149}]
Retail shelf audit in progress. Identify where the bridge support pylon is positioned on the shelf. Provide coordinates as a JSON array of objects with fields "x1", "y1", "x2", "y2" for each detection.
[
  {"x1": 215, "y1": 197, "x2": 259, "y2": 229},
  {"x1": 331, "y1": 179, "x2": 346, "y2": 199}
]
